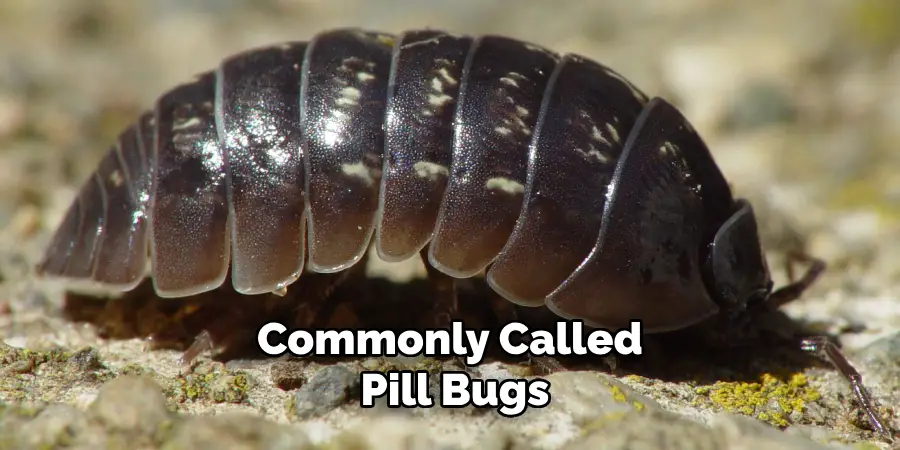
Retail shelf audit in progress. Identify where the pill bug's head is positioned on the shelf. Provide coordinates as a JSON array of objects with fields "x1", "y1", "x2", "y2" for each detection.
[{"x1": 704, "y1": 198, "x2": 774, "y2": 317}]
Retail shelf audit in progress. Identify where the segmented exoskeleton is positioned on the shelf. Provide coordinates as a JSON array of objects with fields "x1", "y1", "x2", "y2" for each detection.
[{"x1": 36, "y1": 28, "x2": 892, "y2": 440}]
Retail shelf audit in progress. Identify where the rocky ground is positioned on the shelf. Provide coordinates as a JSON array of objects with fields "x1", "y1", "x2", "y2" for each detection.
[{"x1": 1, "y1": 0, "x2": 899, "y2": 449}]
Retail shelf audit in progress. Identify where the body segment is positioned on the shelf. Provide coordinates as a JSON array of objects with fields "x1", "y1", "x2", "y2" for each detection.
[
  {"x1": 377, "y1": 30, "x2": 471, "y2": 262},
  {"x1": 216, "y1": 42, "x2": 310, "y2": 295}
]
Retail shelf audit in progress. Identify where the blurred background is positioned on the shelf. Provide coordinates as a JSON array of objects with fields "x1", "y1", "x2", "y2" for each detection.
[{"x1": 0, "y1": 0, "x2": 898, "y2": 447}]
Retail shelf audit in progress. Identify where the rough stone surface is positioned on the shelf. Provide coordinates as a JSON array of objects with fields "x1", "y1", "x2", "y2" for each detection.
[
  {"x1": 1, "y1": 0, "x2": 899, "y2": 449},
  {"x1": 161, "y1": 413, "x2": 312, "y2": 450},
  {"x1": 560, "y1": 410, "x2": 850, "y2": 450}
]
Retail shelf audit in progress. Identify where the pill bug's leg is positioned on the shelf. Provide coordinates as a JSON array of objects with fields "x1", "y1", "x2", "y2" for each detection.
[
  {"x1": 178, "y1": 330, "x2": 213, "y2": 367},
  {"x1": 766, "y1": 256, "x2": 892, "y2": 441},
  {"x1": 800, "y1": 337, "x2": 893, "y2": 441}
]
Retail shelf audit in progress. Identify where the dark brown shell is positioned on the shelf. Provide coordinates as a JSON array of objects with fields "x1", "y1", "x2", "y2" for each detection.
[{"x1": 36, "y1": 28, "x2": 747, "y2": 333}]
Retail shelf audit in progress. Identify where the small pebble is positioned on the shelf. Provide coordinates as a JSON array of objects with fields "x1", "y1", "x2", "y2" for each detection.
[
  {"x1": 67, "y1": 347, "x2": 103, "y2": 372},
  {"x1": 270, "y1": 359, "x2": 307, "y2": 391},
  {"x1": 13, "y1": 404, "x2": 91, "y2": 449},
  {"x1": 86, "y1": 375, "x2": 171, "y2": 438},
  {"x1": 291, "y1": 364, "x2": 360, "y2": 420}
]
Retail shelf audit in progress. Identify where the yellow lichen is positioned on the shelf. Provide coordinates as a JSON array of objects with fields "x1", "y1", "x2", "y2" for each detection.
[
  {"x1": 692, "y1": 373, "x2": 820, "y2": 428},
  {"x1": 168, "y1": 366, "x2": 251, "y2": 404},
  {"x1": 608, "y1": 385, "x2": 627, "y2": 403},
  {"x1": 622, "y1": 374, "x2": 643, "y2": 383}
]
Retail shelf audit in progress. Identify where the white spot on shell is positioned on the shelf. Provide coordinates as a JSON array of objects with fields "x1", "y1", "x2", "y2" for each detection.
[
  {"x1": 575, "y1": 147, "x2": 611, "y2": 164},
  {"x1": 428, "y1": 93, "x2": 453, "y2": 108},
  {"x1": 659, "y1": 141, "x2": 678, "y2": 156},
  {"x1": 341, "y1": 162, "x2": 376, "y2": 186},
  {"x1": 436, "y1": 67, "x2": 458, "y2": 86},
  {"x1": 109, "y1": 170, "x2": 124, "y2": 188},
  {"x1": 172, "y1": 116, "x2": 202, "y2": 131},
  {"x1": 357, "y1": 72, "x2": 376, "y2": 83},
  {"x1": 606, "y1": 123, "x2": 621, "y2": 144},
  {"x1": 267, "y1": 147, "x2": 291, "y2": 166},
  {"x1": 336, "y1": 87, "x2": 361, "y2": 106},
  {"x1": 201, "y1": 141, "x2": 224, "y2": 173},
  {"x1": 590, "y1": 126, "x2": 611, "y2": 147},
  {"x1": 423, "y1": 65, "x2": 457, "y2": 113},
  {"x1": 414, "y1": 161, "x2": 449, "y2": 181},
  {"x1": 499, "y1": 77, "x2": 519, "y2": 88},
  {"x1": 495, "y1": 126, "x2": 512, "y2": 136},
  {"x1": 485, "y1": 177, "x2": 524, "y2": 195},
  {"x1": 400, "y1": 36, "x2": 441, "y2": 50},
  {"x1": 321, "y1": 109, "x2": 350, "y2": 147},
  {"x1": 330, "y1": 110, "x2": 349, "y2": 121}
]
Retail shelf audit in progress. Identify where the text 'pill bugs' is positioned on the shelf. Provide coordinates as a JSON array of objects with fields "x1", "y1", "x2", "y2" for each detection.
[{"x1": 35, "y1": 28, "x2": 891, "y2": 439}]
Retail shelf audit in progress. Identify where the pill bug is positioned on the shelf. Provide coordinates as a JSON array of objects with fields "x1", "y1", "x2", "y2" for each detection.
[{"x1": 35, "y1": 28, "x2": 890, "y2": 439}]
